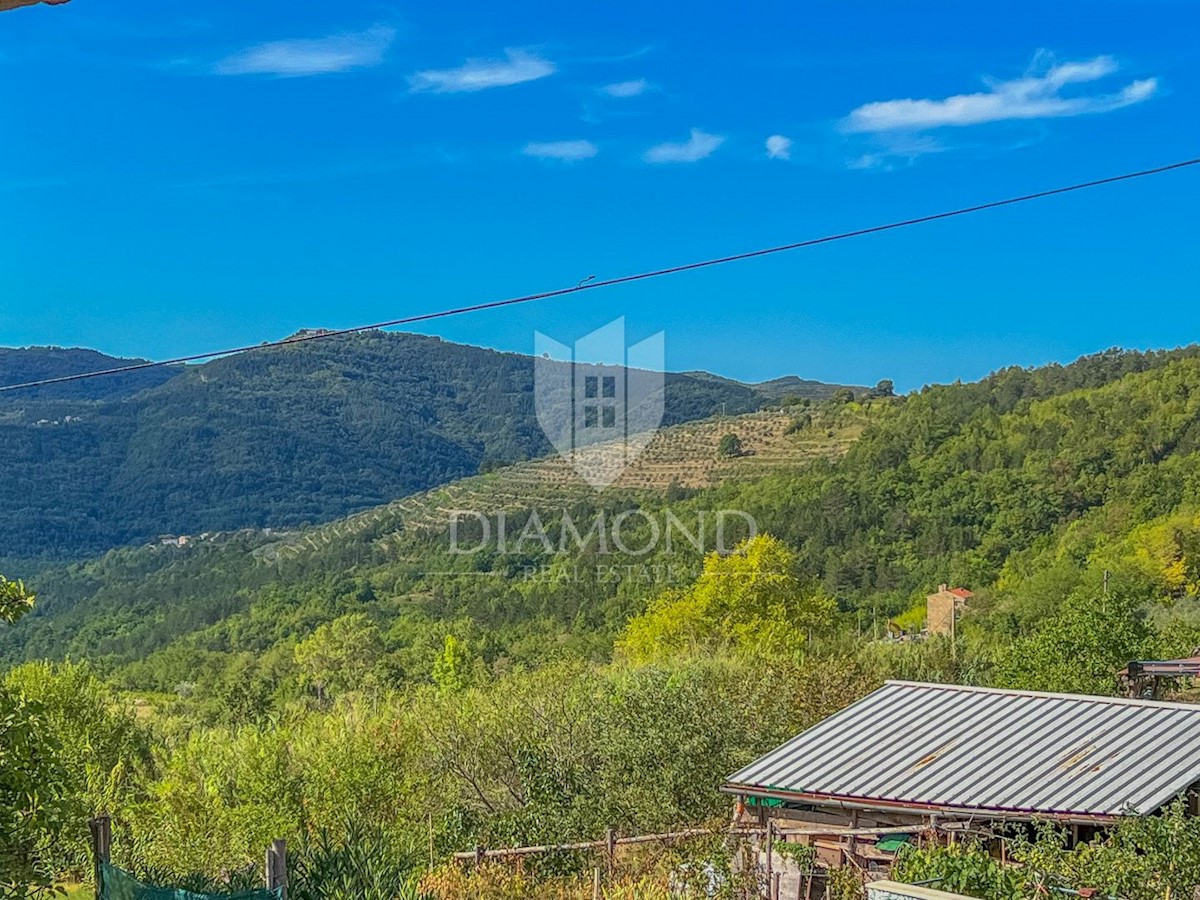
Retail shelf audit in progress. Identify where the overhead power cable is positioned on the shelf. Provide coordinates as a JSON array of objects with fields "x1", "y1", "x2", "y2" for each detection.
[{"x1": 2, "y1": 155, "x2": 1198, "y2": 395}]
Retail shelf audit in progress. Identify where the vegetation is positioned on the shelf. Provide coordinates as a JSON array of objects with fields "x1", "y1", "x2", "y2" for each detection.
[
  {"x1": 0, "y1": 684, "x2": 69, "y2": 899},
  {"x1": 0, "y1": 347, "x2": 178, "y2": 403},
  {"x1": 716, "y1": 432, "x2": 743, "y2": 457},
  {"x1": 0, "y1": 335, "x2": 794, "y2": 562},
  {"x1": 0, "y1": 401, "x2": 874, "y2": 682},
  {"x1": 0, "y1": 587, "x2": 69, "y2": 899},
  {"x1": 7, "y1": 346, "x2": 1200, "y2": 895},
  {"x1": 1, "y1": 650, "x2": 876, "y2": 896},
  {"x1": 14, "y1": 344, "x2": 1199, "y2": 697},
  {"x1": 620, "y1": 535, "x2": 835, "y2": 662},
  {"x1": 0, "y1": 576, "x2": 35, "y2": 625},
  {"x1": 893, "y1": 802, "x2": 1200, "y2": 900}
]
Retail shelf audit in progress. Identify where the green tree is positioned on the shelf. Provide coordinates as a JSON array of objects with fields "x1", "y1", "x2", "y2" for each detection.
[
  {"x1": 716, "y1": 433, "x2": 744, "y2": 458},
  {"x1": 0, "y1": 578, "x2": 70, "y2": 900},
  {"x1": 619, "y1": 534, "x2": 835, "y2": 663},
  {"x1": 897, "y1": 803, "x2": 1200, "y2": 900},
  {"x1": 431, "y1": 635, "x2": 472, "y2": 693},
  {"x1": 784, "y1": 413, "x2": 811, "y2": 434},
  {"x1": 893, "y1": 840, "x2": 1025, "y2": 900},
  {"x1": 992, "y1": 590, "x2": 1155, "y2": 695},
  {"x1": 0, "y1": 576, "x2": 34, "y2": 625},
  {"x1": 294, "y1": 614, "x2": 384, "y2": 701},
  {"x1": 0, "y1": 688, "x2": 70, "y2": 900},
  {"x1": 3, "y1": 662, "x2": 150, "y2": 880}
]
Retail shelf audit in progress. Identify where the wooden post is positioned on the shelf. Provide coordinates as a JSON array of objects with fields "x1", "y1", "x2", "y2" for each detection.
[
  {"x1": 276, "y1": 839, "x2": 288, "y2": 899},
  {"x1": 846, "y1": 811, "x2": 857, "y2": 865},
  {"x1": 428, "y1": 813, "x2": 435, "y2": 870},
  {"x1": 772, "y1": 871, "x2": 781, "y2": 900},
  {"x1": 266, "y1": 839, "x2": 287, "y2": 899},
  {"x1": 89, "y1": 815, "x2": 111, "y2": 900},
  {"x1": 950, "y1": 600, "x2": 957, "y2": 664},
  {"x1": 605, "y1": 827, "x2": 616, "y2": 874},
  {"x1": 593, "y1": 866, "x2": 602, "y2": 900},
  {"x1": 764, "y1": 821, "x2": 773, "y2": 900},
  {"x1": 474, "y1": 845, "x2": 484, "y2": 867}
]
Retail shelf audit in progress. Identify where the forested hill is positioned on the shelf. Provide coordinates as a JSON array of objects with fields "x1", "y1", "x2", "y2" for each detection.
[
  {"x1": 0, "y1": 332, "x2": 833, "y2": 562},
  {"x1": 10, "y1": 346, "x2": 1200, "y2": 890},
  {"x1": 0, "y1": 346, "x2": 180, "y2": 401},
  {"x1": 9, "y1": 345, "x2": 1200, "y2": 709}
]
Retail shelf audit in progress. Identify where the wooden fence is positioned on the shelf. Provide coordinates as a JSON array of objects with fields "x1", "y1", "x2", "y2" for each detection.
[
  {"x1": 452, "y1": 826, "x2": 722, "y2": 866},
  {"x1": 449, "y1": 822, "x2": 951, "y2": 900}
]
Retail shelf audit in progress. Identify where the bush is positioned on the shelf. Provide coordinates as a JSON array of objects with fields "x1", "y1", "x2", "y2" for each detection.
[
  {"x1": 716, "y1": 433, "x2": 743, "y2": 458},
  {"x1": 290, "y1": 822, "x2": 425, "y2": 900},
  {"x1": 784, "y1": 414, "x2": 811, "y2": 435},
  {"x1": 0, "y1": 686, "x2": 70, "y2": 899}
]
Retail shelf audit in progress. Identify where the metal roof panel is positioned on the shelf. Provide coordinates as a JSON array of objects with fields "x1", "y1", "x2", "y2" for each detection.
[{"x1": 726, "y1": 681, "x2": 1200, "y2": 817}]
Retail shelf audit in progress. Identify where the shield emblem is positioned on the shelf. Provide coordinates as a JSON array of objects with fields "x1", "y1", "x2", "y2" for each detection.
[{"x1": 535, "y1": 318, "x2": 665, "y2": 490}]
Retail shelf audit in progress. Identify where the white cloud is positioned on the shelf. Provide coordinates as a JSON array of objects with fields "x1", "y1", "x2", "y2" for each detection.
[
  {"x1": 843, "y1": 54, "x2": 1157, "y2": 133},
  {"x1": 849, "y1": 134, "x2": 947, "y2": 170},
  {"x1": 408, "y1": 49, "x2": 555, "y2": 93},
  {"x1": 643, "y1": 128, "x2": 725, "y2": 164},
  {"x1": 523, "y1": 140, "x2": 598, "y2": 162},
  {"x1": 600, "y1": 78, "x2": 649, "y2": 98},
  {"x1": 214, "y1": 25, "x2": 395, "y2": 77},
  {"x1": 765, "y1": 135, "x2": 792, "y2": 160}
]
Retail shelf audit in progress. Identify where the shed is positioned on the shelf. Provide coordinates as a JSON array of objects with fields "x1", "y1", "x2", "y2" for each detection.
[{"x1": 724, "y1": 680, "x2": 1200, "y2": 827}]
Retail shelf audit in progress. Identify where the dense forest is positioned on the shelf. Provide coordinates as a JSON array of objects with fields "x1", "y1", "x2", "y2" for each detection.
[
  {"x1": 6, "y1": 345, "x2": 1200, "y2": 898},
  {"x1": 0, "y1": 334, "x2": 829, "y2": 563}
]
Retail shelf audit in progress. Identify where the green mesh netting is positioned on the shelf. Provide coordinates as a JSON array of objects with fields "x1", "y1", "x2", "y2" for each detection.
[{"x1": 99, "y1": 862, "x2": 283, "y2": 900}]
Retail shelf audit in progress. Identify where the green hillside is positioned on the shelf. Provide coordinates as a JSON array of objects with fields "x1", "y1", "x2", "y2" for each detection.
[
  {"x1": 9, "y1": 346, "x2": 1200, "y2": 894},
  {"x1": 0, "y1": 400, "x2": 873, "y2": 677},
  {"x1": 0, "y1": 346, "x2": 181, "y2": 402},
  {"x1": 9, "y1": 345, "x2": 1200, "y2": 703},
  {"x1": 0, "y1": 332, "x2": 835, "y2": 562}
]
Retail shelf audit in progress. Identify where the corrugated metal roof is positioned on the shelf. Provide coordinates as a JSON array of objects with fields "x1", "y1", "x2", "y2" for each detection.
[{"x1": 726, "y1": 681, "x2": 1200, "y2": 819}]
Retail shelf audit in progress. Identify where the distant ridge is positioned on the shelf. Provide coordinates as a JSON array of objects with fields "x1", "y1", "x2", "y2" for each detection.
[
  {"x1": 0, "y1": 347, "x2": 181, "y2": 401},
  {"x1": 0, "y1": 332, "x2": 852, "y2": 562},
  {"x1": 749, "y1": 375, "x2": 864, "y2": 400},
  {"x1": 679, "y1": 370, "x2": 864, "y2": 401}
]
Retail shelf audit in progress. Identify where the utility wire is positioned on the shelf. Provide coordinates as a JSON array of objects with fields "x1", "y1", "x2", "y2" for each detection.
[{"x1": 3, "y1": 156, "x2": 1198, "y2": 395}]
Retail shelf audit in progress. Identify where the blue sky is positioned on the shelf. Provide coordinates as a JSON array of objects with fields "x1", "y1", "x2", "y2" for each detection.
[{"x1": 1, "y1": 0, "x2": 1197, "y2": 390}]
